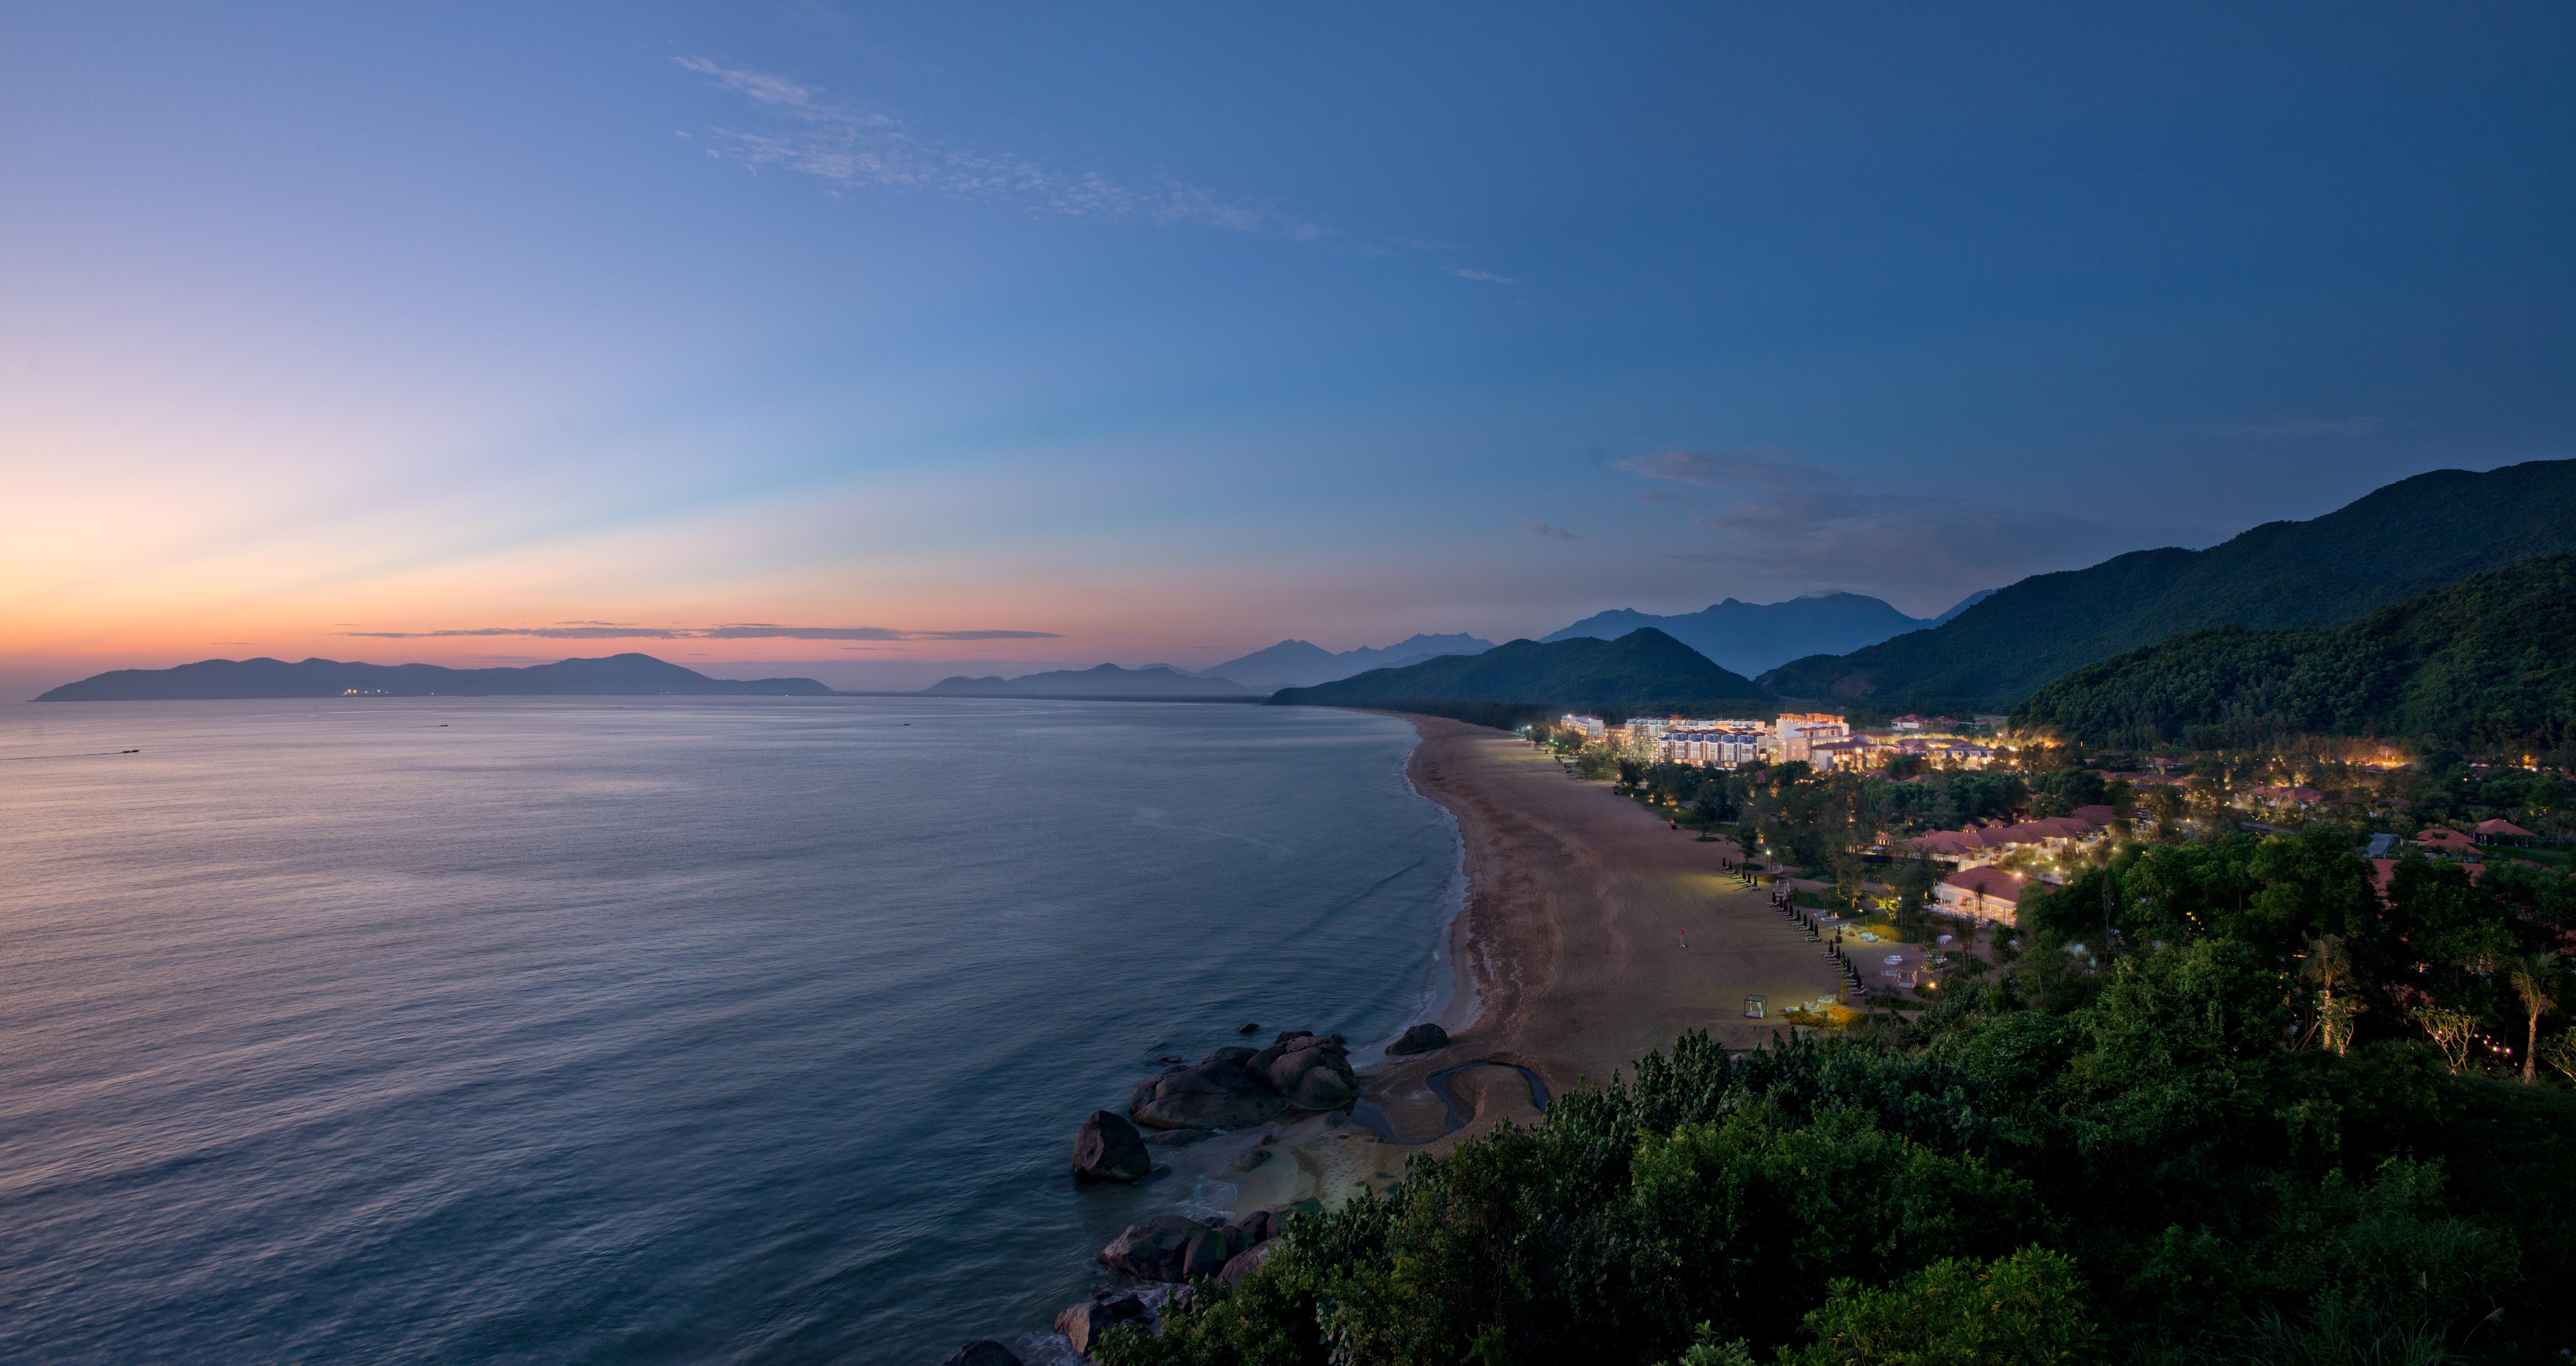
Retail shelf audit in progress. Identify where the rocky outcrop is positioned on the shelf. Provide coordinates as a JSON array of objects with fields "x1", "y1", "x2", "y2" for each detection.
[
  {"x1": 1386, "y1": 1022, "x2": 1450, "y2": 1056},
  {"x1": 1055, "y1": 1301, "x2": 1117, "y2": 1357},
  {"x1": 941, "y1": 1341, "x2": 1022, "y2": 1366},
  {"x1": 1099, "y1": 1214, "x2": 1207, "y2": 1280},
  {"x1": 1071, "y1": 1110, "x2": 1151, "y2": 1182},
  {"x1": 1250, "y1": 1031, "x2": 1360, "y2": 1110},
  {"x1": 1229, "y1": 1146, "x2": 1270, "y2": 1172},
  {"x1": 1123, "y1": 1030, "x2": 1363, "y2": 1130}
]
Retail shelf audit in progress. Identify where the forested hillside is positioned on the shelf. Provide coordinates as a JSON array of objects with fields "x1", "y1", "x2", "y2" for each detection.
[
  {"x1": 2012, "y1": 554, "x2": 2576, "y2": 752},
  {"x1": 1761, "y1": 459, "x2": 2576, "y2": 714},
  {"x1": 1269, "y1": 629, "x2": 1773, "y2": 722}
]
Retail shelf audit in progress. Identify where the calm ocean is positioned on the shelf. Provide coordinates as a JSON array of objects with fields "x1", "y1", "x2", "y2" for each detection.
[{"x1": 0, "y1": 697, "x2": 1459, "y2": 1363}]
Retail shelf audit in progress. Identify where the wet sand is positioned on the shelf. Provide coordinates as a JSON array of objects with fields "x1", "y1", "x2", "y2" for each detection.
[{"x1": 1214, "y1": 714, "x2": 1852, "y2": 1206}]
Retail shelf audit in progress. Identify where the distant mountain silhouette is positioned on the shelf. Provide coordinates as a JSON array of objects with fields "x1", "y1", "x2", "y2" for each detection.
[
  {"x1": 35, "y1": 653, "x2": 833, "y2": 701},
  {"x1": 1271, "y1": 628, "x2": 1771, "y2": 721},
  {"x1": 1541, "y1": 593, "x2": 1934, "y2": 677},
  {"x1": 1763, "y1": 459, "x2": 2576, "y2": 714},
  {"x1": 1204, "y1": 633, "x2": 1497, "y2": 692},
  {"x1": 1929, "y1": 589, "x2": 1995, "y2": 625},
  {"x1": 918, "y1": 664, "x2": 1256, "y2": 698}
]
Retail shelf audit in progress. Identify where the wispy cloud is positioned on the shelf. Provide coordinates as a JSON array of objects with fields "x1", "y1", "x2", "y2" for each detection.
[
  {"x1": 344, "y1": 624, "x2": 1059, "y2": 641},
  {"x1": 677, "y1": 57, "x2": 1320, "y2": 238},
  {"x1": 2216, "y1": 415, "x2": 2382, "y2": 440},
  {"x1": 1524, "y1": 520, "x2": 1583, "y2": 541},
  {"x1": 1449, "y1": 266, "x2": 1517, "y2": 284},
  {"x1": 1615, "y1": 446, "x2": 2197, "y2": 616}
]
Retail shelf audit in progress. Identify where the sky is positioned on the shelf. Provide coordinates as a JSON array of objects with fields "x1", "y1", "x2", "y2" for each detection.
[{"x1": 3, "y1": 2, "x2": 2571, "y2": 695}]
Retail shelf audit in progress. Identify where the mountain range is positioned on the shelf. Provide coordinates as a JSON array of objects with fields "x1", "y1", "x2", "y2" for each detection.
[
  {"x1": 1199, "y1": 633, "x2": 1498, "y2": 692},
  {"x1": 1541, "y1": 591, "x2": 1990, "y2": 677},
  {"x1": 1269, "y1": 628, "x2": 1771, "y2": 724},
  {"x1": 35, "y1": 653, "x2": 833, "y2": 701},
  {"x1": 918, "y1": 664, "x2": 1256, "y2": 698},
  {"x1": 1761, "y1": 459, "x2": 2576, "y2": 715},
  {"x1": 2012, "y1": 555, "x2": 2576, "y2": 752}
]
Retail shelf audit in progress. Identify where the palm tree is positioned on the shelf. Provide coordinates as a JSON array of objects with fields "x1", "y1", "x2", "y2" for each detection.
[{"x1": 2507, "y1": 952, "x2": 2562, "y2": 1083}]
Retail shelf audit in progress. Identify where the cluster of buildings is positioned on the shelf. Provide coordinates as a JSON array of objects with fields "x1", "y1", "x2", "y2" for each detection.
[
  {"x1": 1557, "y1": 711, "x2": 1996, "y2": 772},
  {"x1": 1904, "y1": 807, "x2": 2119, "y2": 869}
]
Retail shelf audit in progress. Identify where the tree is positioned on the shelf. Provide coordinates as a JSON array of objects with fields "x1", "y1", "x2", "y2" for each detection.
[
  {"x1": 1691, "y1": 794, "x2": 1723, "y2": 840},
  {"x1": 2410, "y1": 1004, "x2": 2480, "y2": 1074},
  {"x1": 1784, "y1": 1248, "x2": 2101, "y2": 1366},
  {"x1": 2540, "y1": 1027, "x2": 2576, "y2": 1086},
  {"x1": 2303, "y1": 934, "x2": 2363, "y2": 1056},
  {"x1": 2507, "y1": 952, "x2": 2561, "y2": 1083}
]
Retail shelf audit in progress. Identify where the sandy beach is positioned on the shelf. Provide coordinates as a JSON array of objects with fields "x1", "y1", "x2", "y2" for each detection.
[{"x1": 1213, "y1": 714, "x2": 1851, "y2": 1208}]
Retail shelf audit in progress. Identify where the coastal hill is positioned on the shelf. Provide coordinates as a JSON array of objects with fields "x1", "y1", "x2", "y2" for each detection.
[
  {"x1": 35, "y1": 652, "x2": 833, "y2": 701},
  {"x1": 918, "y1": 663, "x2": 1256, "y2": 698},
  {"x1": 1268, "y1": 628, "x2": 1772, "y2": 723},
  {"x1": 2012, "y1": 553, "x2": 2576, "y2": 752},
  {"x1": 1761, "y1": 458, "x2": 2576, "y2": 714},
  {"x1": 1541, "y1": 590, "x2": 1989, "y2": 678},
  {"x1": 1204, "y1": 633, "x2": 1496, "y2": 693}
]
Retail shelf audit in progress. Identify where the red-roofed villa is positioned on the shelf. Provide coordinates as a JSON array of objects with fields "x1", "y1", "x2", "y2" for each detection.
[
  {"x1": 1935, "y1": 867, "x2": 2030, "y2": 925},
  {"x1": 2475, "y1": 818, "x2": 2538, "y2": 845}
]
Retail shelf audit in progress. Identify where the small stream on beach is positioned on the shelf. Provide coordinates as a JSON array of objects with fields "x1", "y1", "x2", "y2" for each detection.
[{"x1": 0, "y1": 696, "x2": 1464, "y2": 1363}]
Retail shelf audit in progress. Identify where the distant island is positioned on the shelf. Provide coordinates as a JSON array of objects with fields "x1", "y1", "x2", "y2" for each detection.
[{"x1": 35, "y1": 653, "x2": 834, "y2": 701}]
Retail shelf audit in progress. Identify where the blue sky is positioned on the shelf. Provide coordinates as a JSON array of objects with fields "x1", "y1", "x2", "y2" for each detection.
[{"x1": 3, "y1": 2, "x2": 2570, "y2": 689}]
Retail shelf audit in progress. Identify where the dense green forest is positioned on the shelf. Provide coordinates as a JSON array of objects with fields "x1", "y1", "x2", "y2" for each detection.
[
  {"x1": 1098, "y1": 826, "x2": 2576, "y2": 1366},
  {"x1": 2012, "y1": 555, "x2": 2576, "y2": 754},
  {"x1": 1271, "y1": 629, "x2": 1774, "y2": 717},
  {"x1": 1760, "y1": 459, "x2": 2576, "y2": 714}
]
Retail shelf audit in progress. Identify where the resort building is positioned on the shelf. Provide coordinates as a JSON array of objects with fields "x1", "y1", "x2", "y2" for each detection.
[
  {"x1": 2476, "y1": 818, "x2": 2538, "y2": 845},
  {"x1": 1773, "y1": 712, "x2": 1850, "y2": 764},
  {"x1": 1655, "y1": 720, "x2": 1769, "y2": 768},
  {"x1": 1904, "y1": 812, "x2": 2110, "y2": 868},
  {"x1": 1561, "y1": 714, "x2": 1608, "y2": 739},
  {"x1": 1935, "y1": 867, "x2": 2030, "y2": 925}
]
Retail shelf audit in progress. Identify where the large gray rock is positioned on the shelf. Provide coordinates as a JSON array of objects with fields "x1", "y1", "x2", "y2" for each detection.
[
  {"x1": 1055, "y1": 1300, "x2": 1117, "y2": 1357},
  {"x1": 1225, "y1": 1208, "x2": 1274, "y2": 1245},
  {"x1": 1218, "y1": 1239, "x2": 1276, "y2": 1286},
  {"x1": 1072, "y1": 1110, "x2": 1151, "y2": 1182},
  {"x1": 1099, "y1": 1214, "x2": 1206, "y2": 1280},
  {"x1": 941, "y1": 1342, "x2": 1022, "y2": 1366},
  {"x1": 1128, "y1": 1056, "x2": 1289, "y2": 1130},
  {"x1": 1386, "y1": 1022, "x2": 1450, "y2": 1056},
  {"x1": 1183, "y1": 1225, "x2": 1240, "y2": 1279}
]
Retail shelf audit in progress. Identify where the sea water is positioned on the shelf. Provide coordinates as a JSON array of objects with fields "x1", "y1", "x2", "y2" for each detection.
[{"x1": 0, "y1": 697, "x2": 1460, "y2": 1363}]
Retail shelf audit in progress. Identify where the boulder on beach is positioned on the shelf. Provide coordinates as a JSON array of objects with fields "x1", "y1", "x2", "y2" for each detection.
[
  {"x1": 1071, "y1": 1110, "x2": 1151, "y2": 1183},
  {"x1": 1105, "y1": 1293, "x2": 1147, "y2": 1320},
  {"x1": 1219, "y1": 1239, "x2": 1276, "y2": 1286},
  {"x1": 1225, "y1": 1208, "x2": 1275, "y2": 1245},
  {"x1": 1055, "y1": 1301, "x2": 1117, "y2": 1357},
  {"x1": 1386, "y1": 1022, "x2": 1450, "y2": 1056},
  {"x1": 1127, "y1": 1053, "x2": 1290, "y2": 1130},
  {"x1": 1250, "y1": 1031, "x2": 1360, "y2": 1110},
  {"x1": 1229, "y1": 1146, "x2": 1270, "y2": 1172},
  {"x1": 941, "y1": 1341, "x2": 1023, "y2": 1366},
  {"x1": 1099, "y1": 1214, "x2": 1207, "y2": 1280}
]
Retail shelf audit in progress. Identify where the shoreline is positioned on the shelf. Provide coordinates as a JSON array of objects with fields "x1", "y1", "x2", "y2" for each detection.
[{"x1": 1163, "y1": 711, "x2": 1851, "y2": 1218}]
